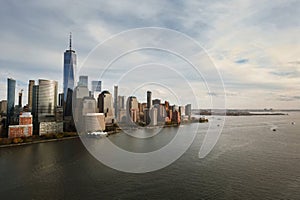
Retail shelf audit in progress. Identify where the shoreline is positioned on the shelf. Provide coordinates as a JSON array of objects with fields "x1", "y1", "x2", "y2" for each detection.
[
  {"x1": 0, "y1": 135, "x2": 79, "y2": 148},
  {"x1": 1, "y1": 119, "x2": 207, "y2": 148}
]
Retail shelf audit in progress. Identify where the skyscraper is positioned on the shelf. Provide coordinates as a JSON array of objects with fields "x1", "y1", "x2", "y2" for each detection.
[
  {"x1": 28, "y1": 80, "x2": 35, "y2": 110},
  {"x1": 147, "y1": 91, "x2": 152, "y2": 109},
  {"x1": 31, "y1": 85, "x2": 39, "y2": 132},
  {"x1": 37, "y1": 79, "x2": 58, "y2": 121},
  {"x1": 7, "y1": 78, "x2": 16, "y2": 128},
  {"x1": 145, "y1": 91, "x2": 152, "y2": 125},
  {"x1": 98, "y1": 90, "x2": 114, "y2": 124},
  {"x1": 91, "y1": 80, "x2": 101, "y2": 98},
  {"x1": 63, "y1": 33, "x2": 76, "y2": 102},
  {"x1": 91, "y1": 81, "x2": 101, "y2": 92},
  {"x1": 127, "y1": 96, "x2": 139, "y2": 123},
  {"x1": 18, "y1": 90, "x2": 23, "y2": 107},
  {"x1": 114, "y1": 85, "x2": 118, "y2": 119},
  {"x1": 185, "y1": 104, "x2": 192, "y2": 118},
  {"x1": 78, "y1": 75, "x2": 88, "y2": 87}
]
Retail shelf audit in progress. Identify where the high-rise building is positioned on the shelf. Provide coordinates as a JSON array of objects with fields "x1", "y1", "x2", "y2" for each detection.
[
  {"x1": 118, "y1": 96, "x2": 125, "y2": 110},
  {"x1": 7, "y1": 78, "x2": 16, "y2": 127},
  {"x1": 58, "y1": 93, "x2": 64, "y2": 107},
  {"x1": 31, "y1": 85, "x2": 39, "y2": 133},
  {"x1": 91, "y1": 80, "x2": 101, "y2": 98},
  {"x1": 73, "y1": 86, "x2": 89, "y2": 124},
  {"x1": 63, "y1": 33, "x2": 76, "y2": 102},
  {"x1": 147, "y1": 91, "x2": 152, "y2": 109},
  {"x1": 18, "y1": 90, "x2": 22, "y2": 107},
  {"x1": 28, "y1": 80, "x2": 35, "y2": 110},
  {"x1": 152, "y1": 99, "x2": 161, "y2": 105},
  {"x1": 117, "y1": 95, "x2": 126, "y2": 122},
  {"x1": 37, "y1": 79, "x2": 58, "y2": 121},
  {"x1": 74, "y1": 86, "x2": 89, "y2": 99},
  {"x1": 97, "y1": 91, "x2": 114, "y2": 124},
  {"x1": 31, "y1": 85, "x2": 39, "y2": 117},
  {"x1": 114, "y1": 85, "x2": 118, "y2": 119},
  {"x1": 127, "y1": 96, "x2": 139, "y2": 123},
  {"x1": 78, "y1": 75, "x2": 88, "y2": 87},
  {"x1": 150, "y1": 107, "x2": 158, "y2": 126},
  {"x1": 179, "y1": 106, "x2": 185, "y2": 116},
  {"x1": 185, "y1": 104, "x2": 192, "y2": 118}
]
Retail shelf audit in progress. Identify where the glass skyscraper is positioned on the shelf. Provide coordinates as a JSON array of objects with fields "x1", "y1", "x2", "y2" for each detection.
[
  {"x1": 37, "y1": 79, "x2": 58, "y2": 119},
  {"x1": 7, "y1": 78, "x2": 16, "y2": 127},
  {"x1": 63, "y1": 33, "x2": 76, "y2": 102},
  {"x1": 78, "y1": 75, "x2": 88, "y2": 87}
]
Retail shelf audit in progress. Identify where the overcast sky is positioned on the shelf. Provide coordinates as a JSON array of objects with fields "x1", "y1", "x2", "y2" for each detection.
[{"x1": 0, "y1": 0, "x2": 299, "y2": 109}]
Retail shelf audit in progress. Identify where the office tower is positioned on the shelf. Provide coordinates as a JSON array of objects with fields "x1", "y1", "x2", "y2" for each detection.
[
  {"x1": 91, "y1": 81, "x2": 101, "y2": 92},
  {"x1": 152, "y1": 99, "x2": 161, "y2": 105},
  {"x1": 75, "y1": 97, "x2": 98, "y2": 133},
  {"x1": 185, "y1": 104, "x2": 192, "y2": 118},
  {"x1": 118, "y1": 96, "x2": 125, "y2": 109},
  {"x1": 63, "y1": 32, "x2": 76, "y2": 102},
  {"x1": 154, "y1": 104, "x2": 166, "y2": 123},
  {"x1": 58, "y1": 93, "x2": 64, "y2": 107},
  {"x1": 97, "y1": 91, "x2": 114, "y2": 124},
  {"x1": 147, "y1": 91, "x2": 152, "y2": 109},
  {"x1": 31, "y1": 85, "x2": 39, "y2": 133},
  {"x1": 179, "y1": 106, "x2": 185, "y2": 116},
  {"x1": 18, "y1": 90, "x2": 22, "y2": 107},
  {"x1": 127, "y1": 96, "x2": 139, "y2": 123},
  {"x1": 91, "y1": 80, "x2": 101, "y2": 98},
  {"x1": 117, "y1": 95, "x2": 126, "y2": 122},
  {"x1": 78, "y1": 75, "x2": 88, "y2": 87},
  {"x1": 64, "y1": 88, "x2": 73, "y2": 117},
  {"x1": 82, "y1": 97, "x2": 97, "y2": 116},
  {"x1": 28, "y1": 80, "x2": 35, "y2": 110},
  {"x1": 150, "y1": 107, "x2": 158, "y2": 126},
  {"x1": 31, "y1": 85, "x2": 39, "y2": 117},
  {"x1": 7, "y1": 78, "x2": 16, "y2": 128},
  {"x1": 74, "y1": 86, "x2": 89, "y2": 99},
  {"x1": 37, "y1": 79, "x2": 58, "y2": 121},
  {"x1": 114, "y1": 85, "x2": 118, "y2": 119},
  {"x1": 73, "y1": 86, "x2": 89, "y2": 124}
]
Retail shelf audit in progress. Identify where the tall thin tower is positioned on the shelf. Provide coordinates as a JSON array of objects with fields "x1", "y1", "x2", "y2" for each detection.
[
  {"x1": 28, "y1": 80, "x2": 35, "y2": 110},
  {"x1": 63, "y1": 32, "x2": 76, "y2": 102},
  {"x1": 114, "y1": 85, "x2": 118, "y2": 119},
  {"x1": 7, "y1": 78, "x2": 16, "y2": 129}
]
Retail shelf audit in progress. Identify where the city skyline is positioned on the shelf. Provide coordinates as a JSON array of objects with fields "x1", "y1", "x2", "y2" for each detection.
[{"x1": 0, "y1": 1, "x2": 299, "y2": 109}]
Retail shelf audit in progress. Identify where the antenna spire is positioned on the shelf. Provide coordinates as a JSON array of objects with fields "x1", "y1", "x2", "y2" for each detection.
[{"x1": 69, "y1": 32, "x2": 72, "y2": 50}]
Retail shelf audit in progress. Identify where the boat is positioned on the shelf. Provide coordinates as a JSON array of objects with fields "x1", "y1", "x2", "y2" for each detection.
[{"x1": 86, "y1": 131, "x2": 108, "y2": 138}]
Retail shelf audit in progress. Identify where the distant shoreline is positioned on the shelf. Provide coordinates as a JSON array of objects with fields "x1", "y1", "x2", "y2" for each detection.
[{"x1": 197, "y1": 111, "x2": 288, "y2": 116}]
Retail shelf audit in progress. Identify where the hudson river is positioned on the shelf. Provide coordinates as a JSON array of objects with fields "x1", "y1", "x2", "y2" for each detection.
[{"x1": 1, "y1": 113, "x2": 299, "y2": 199}]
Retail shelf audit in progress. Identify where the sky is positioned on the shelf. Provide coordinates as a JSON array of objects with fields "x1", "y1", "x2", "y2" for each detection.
[{"x1": 0, "y1": 0, "x2": 299, "y2": 109}]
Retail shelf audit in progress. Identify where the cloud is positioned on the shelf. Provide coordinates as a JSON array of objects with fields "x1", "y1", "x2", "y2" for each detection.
[
  {"x1": 235, "y1": 59, "x2": 249, "y2": 64},
  {"x1": 0, "y1": 0, "x2": 299, "y2": 109}
]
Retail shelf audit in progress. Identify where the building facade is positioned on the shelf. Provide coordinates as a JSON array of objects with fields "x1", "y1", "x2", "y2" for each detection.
[
  {"x1": 78, "y1": 75, "x2": 88, "y2": 87},
  {"x1": 28, "y1": 80, "x2": 35, "y2": 110},
  {"x1": 7, "y1": 78, "x2": 16, "y2": 128},
  {"x1": 37, "y1": 79, "x2": 58, "y2": 121},
  {"x1": 98, "y1": 91, "x2": 114, "y2": 124}
]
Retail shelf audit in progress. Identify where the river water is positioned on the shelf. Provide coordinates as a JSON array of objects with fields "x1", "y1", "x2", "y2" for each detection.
[{"x1": 0, "y1": 113, "x2": 299, "y2": 199}]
